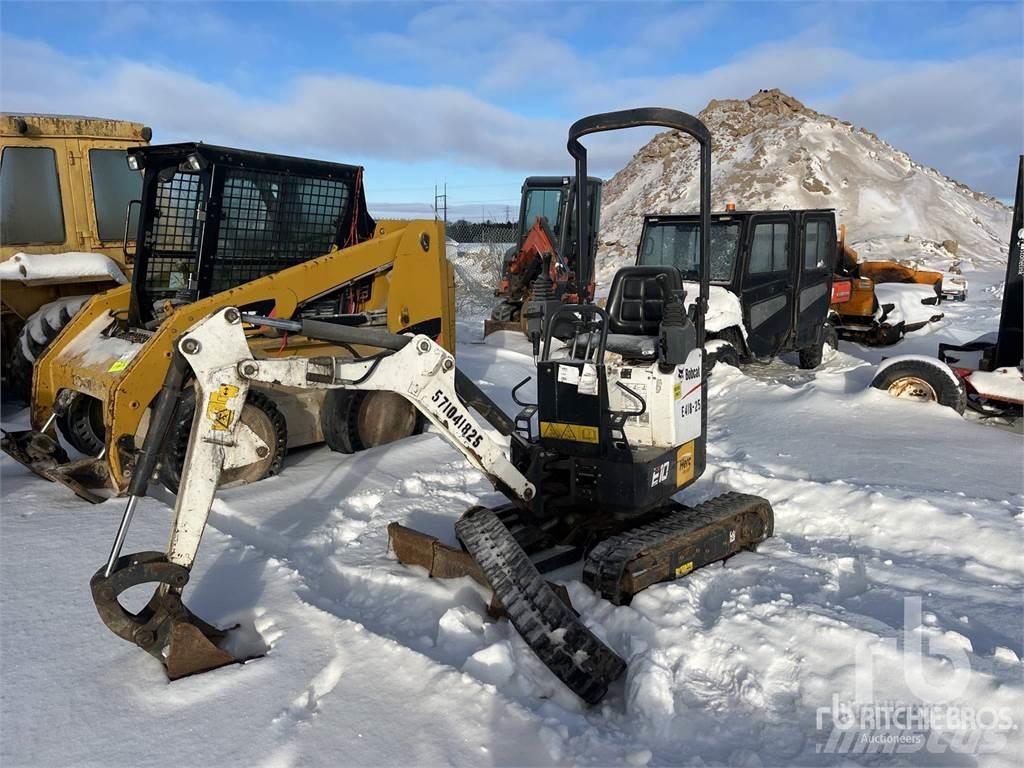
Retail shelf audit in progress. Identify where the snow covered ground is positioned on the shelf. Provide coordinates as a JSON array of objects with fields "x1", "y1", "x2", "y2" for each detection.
[{"x1": 1, "y1": 264, "x2": 1021, "y2": 766}]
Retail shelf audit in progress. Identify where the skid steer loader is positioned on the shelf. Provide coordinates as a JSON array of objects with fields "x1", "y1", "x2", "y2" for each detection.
[
  {"x1": 2, "y1": 143, "x2": 454, "y2": 502},
  {"x1": 88, "y1": 108, "x2": 775, "y2": 705}
]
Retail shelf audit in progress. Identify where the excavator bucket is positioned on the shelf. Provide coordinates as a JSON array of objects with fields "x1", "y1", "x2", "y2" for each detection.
[{"x1": 90, "y1": 552, "x2": 245, "y2": 680}]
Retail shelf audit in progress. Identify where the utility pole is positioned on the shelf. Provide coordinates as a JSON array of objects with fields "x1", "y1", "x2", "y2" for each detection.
[{"x1": 434, "y1": 183, "x2": 447, "y2": 224}]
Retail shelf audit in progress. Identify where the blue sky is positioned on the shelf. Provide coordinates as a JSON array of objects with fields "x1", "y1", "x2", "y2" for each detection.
[{"x1": 2, "y1": 1, "x2": 1021, "y2": 219}]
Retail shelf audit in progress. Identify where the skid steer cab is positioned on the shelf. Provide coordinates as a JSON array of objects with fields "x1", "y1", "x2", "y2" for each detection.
[
  {"x1": 484, "y1": 175, "x2": 602, "y2": 338},
  {"x1": 2, "y1": 142, "x2": 455, "y2": 502},
  {"x1": 89, "y1": 107, "x2": 774, "y2": 707},
  {"x1": 637, "y1": 208, "x2": 839, "y2": 369}
]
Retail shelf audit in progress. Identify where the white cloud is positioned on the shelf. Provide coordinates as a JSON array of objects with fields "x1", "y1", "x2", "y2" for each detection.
[{"x1": 1, "y1": 7, "x2": 1020, "y2": 198}]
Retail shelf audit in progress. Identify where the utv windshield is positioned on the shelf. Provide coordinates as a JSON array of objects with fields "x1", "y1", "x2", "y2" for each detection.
[{"x1": 639, "y1": 221, "x2": 740, "y2": 282}]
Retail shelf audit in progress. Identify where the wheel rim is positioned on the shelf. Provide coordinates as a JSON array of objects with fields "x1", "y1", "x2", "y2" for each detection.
[
  {"x1": 357, "y1": 391, "x2": 418, "y2": 447},
  {"x1": 221, "y1": 402, "x2": 277, "y2": 486},
  {"x1": 887, "y1": 375, "x2": 938, "y2": 403}
]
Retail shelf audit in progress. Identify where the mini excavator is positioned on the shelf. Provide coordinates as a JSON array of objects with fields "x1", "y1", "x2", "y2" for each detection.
[{"x1": 90, "y1": 109, "x2": 775, "y2": 704}]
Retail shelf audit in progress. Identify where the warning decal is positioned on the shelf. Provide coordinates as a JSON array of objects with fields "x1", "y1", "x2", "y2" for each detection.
[
  {"x1": 539, "y1": 421, "x2": 599, "y2": 444},
  {"x1": 206, "y1": 384, "x2": 241, "y2": 432}
]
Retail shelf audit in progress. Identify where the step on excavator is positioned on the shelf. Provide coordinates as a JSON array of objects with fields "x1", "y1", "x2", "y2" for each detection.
[{"x1": 89, "y1": 109, "x2": 775, "y2": 705}]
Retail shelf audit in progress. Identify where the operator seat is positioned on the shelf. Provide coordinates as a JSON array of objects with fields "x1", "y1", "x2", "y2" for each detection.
[{"x1": 602, "y1": 265, "x2": 683, "y2": 361}]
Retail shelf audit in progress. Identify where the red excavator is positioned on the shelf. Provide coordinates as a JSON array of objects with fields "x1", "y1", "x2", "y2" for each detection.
[{"x1": 484, "y1": 175, "x2": 602, "y2": 343}]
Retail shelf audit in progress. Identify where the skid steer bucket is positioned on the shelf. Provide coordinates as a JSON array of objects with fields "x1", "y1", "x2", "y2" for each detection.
[
  {"x1": 90, "y1": 552, "x2": 243, "y2": 679},
  {"x1": 2, "y1": 427, "x2": 111, "y2": 503}
]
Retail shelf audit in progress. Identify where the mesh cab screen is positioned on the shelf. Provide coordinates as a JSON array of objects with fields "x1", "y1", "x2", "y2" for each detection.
[
  {"x1": 142, "y1": 166, "x2": 351, "y2": 301},
  {"x1": 210, "y1": 168, "x2": 351, "y2": 293},
  {"x1": 144, "y1": 172, "x2": 204, "y2": 301}
]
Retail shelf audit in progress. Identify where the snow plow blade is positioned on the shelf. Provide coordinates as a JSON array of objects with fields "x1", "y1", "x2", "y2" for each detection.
[{"x1": 90, "y1": 552, "x2": 245, "y2": 680}]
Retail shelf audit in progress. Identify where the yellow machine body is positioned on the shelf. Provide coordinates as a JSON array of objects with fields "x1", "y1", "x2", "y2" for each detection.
[
  {"x1": 31, "y1": 219, "x2": 455, "y2": 494},
  {"x1": 0, "y1": 114, "x2": 151, "y2": 323},
  {"x1": 830, "y1": 224, "x2": 945, "y2": 335}
]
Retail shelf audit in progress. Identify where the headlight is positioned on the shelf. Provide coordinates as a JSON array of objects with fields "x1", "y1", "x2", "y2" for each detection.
[
  {"x1": 186, "y1": 153, "x2": 203, "y2": 171},
  {"x1": 126, "y1": 154, "x2": 142, "y2": 171}
]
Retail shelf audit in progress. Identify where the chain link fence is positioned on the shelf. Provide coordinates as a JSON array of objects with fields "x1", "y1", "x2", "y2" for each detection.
[{"x1": 443, "y1": 223, "x2": 517, "y2": 321}]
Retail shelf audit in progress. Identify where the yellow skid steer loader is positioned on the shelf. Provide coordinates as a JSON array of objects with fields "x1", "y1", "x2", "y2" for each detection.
[{"x1": 2, "y1": 143, "x2": 454, "y2": 502}]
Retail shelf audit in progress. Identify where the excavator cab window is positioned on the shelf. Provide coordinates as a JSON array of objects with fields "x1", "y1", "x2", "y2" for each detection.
[{"x1": 522, "y1": 187, "x2": 563, "y2": 238}]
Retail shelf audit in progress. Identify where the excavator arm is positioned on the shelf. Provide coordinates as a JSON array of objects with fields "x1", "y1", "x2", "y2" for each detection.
[
  {"x1": 89, "y1": 306, "x2": 539, "y2": 679},
  {"x1": 163, "y1": 307, "x2": 534, "y2": 574}
]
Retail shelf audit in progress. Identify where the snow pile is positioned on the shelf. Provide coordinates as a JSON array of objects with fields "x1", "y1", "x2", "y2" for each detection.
[
  {"x1": 873, "y1": 283, "x2": 944, "y2": 327},
  {"x1": 598, "y1": 89, "x2": 1012, "y2": 285},
  {"x1": 0, "y1": 251, "x2": 128, "y2": 284},
  {"x1": 0, "y1": 242, "x2": 1020, "y2": 765}
]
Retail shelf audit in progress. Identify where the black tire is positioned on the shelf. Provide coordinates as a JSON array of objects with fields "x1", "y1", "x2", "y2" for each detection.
[
  {"x1": 706, "y1": 343, "x2": 740, "y2": 373},
  {"x1": 875, "y1": 323, "x2": 905, "y2": 346},
  {"x1": 706, "y1": 327, "x2": 745, "y2": 373},
  {"x1": 870, "y1": 359, "x2": 966, "y2": 414},
  {"x1": 158, "y1": 388, "x2": 287, "y2": 493},
  {"x1": 321, "y1": 390, "x2": 423, "y2": 454},
  {"x1": 798, "y1": 324, "x2": 839, "y2": 370},
  {"x1": 8, "y1": 297, "x2": 88, "y2": 403},
  {"x1": 56, "y1": 394, "x2": 106, "y2": 456}
]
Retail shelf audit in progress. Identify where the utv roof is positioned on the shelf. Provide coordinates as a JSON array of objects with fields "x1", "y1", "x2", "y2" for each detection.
[
  {"x1": 128, "y1": 142, "x2": 364, "y2": 179},
  {"x1": 644, "y1": 208, "x2": 835, "y2": 220},
  {"x1": 1, "y1": 113, "x2": 150, "y2": 141}
]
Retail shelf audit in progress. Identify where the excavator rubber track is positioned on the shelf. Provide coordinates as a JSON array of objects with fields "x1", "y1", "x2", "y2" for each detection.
[
  {"x1": 455, "y1": 506, "x2": 626, "y2": 705},
  {"x1": 583, "y1": 492, "x2": 774, "y2": 606}
]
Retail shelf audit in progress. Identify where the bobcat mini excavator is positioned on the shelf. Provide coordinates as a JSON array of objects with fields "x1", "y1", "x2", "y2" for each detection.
[{"x1": 89, "y1": 109, "x2": 775, "y2": 705}]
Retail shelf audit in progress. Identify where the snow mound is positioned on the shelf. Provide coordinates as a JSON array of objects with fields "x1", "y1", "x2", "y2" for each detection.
[
  {"x1": 0, "y1": 251, "x2": 127, "y2": 284},
  {"x1": 598, "y1": 89, "x2": 1012, "y2": 285}
]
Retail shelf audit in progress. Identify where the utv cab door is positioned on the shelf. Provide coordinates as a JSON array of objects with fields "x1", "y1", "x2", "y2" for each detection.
[
  {"x1": 793, "y1": 214, "x2": 836, "y2": 349},
  {"x1": 739, "y1": 214, "x2": 795, "y2": 358}
]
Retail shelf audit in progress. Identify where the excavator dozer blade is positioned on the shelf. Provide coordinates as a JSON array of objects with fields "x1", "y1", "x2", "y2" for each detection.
[
  {"x1": 90, "y1": 552, "x2": 248, "y2": 680},
  {"x1": 387, "y1": 522, "x2": 489, "y2": 584}
]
